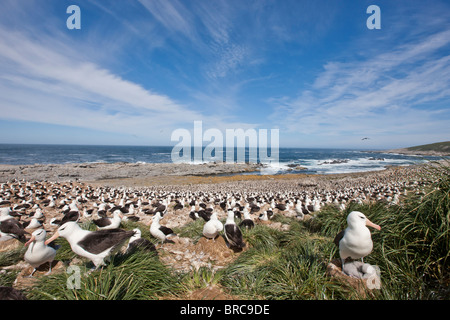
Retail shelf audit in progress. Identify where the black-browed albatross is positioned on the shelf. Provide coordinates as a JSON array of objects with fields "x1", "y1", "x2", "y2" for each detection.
[
  {"x1": 150, "y1": 211, "x2": 175, "y2": 245},
  {"x1": 0, "y1": 209, "x2": 28, "y2": 243},
  {"x1": 224, "y1": 209, "x2": 246, "y2": 250},
  {"x1": 24, "y1": 228, "x2": 58, "y2": 276},
  {"x1": 45, "y1": 221, "x2": 135, "y2": 269},
  {"x1": 334, "y1": 211, "x2": 381, "y2": 274}
]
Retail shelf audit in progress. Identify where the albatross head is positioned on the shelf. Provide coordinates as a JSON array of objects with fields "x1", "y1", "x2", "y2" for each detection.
[
  {"x1": 25, "y1": 228, "x2": 47, "y2": 246},
  {"x1": 44, "y1": 221, "x2": 80, "y2": 245},
  {"x1": 347, "y1": 211, "x2": 381, "y2": 231},
  {"x1": 152, "y1": 212, "x2": 162, "y2": 222},
  {"x1": 129, "y1": 228, "x2": 141, "y2": 242}
]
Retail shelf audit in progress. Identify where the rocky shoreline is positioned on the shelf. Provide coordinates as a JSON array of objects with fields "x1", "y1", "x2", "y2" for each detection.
[
  {"x1": 370, "y1": 148, "x2": 450, "y2": 157},
  {"x1": 381, "y1": 148, "x2": 449, "y2": 156},
  {"x1": 0, "y1": 162, "x2": 262, "y2": 183},
  {"x1": 0, "y1": 161, "x2": 435, "y2": 189}
]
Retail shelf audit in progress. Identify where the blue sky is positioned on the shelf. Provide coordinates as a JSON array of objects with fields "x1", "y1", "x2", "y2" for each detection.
[{"x1": 0, "y1": 0, "x2": 449, "y2": 149}]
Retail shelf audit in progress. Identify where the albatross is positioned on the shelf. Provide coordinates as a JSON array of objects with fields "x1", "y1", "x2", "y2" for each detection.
[
  {"x1": 93, "y1": 210, "x2": 123, "y2": 230},
  {"x1": 0, "y1": 209, "x2": 28, "y2": 243},
  {"x1": 150, "y1": 212, "x2": 175, "y2": 245},
  {"x1": 24, "y1": 229, "x2": 58, "y2": 277},
  {"x1": 202, "y1": 211, "x2": 223, "y2": 240},
  {"x1": 239, "y1": 209, "x2": 254, "y2": 229},
  {"x1": 45, "y1": 221, "x2": 135, "y2": 269},
  {"x1": 334, "y1": 211, "x2": 381, "y2": 274},
  {"x1": 125, "y1": 228, "x2": 157, "y2": 255},
  {"x1": 224, "y1": 209, "x2": 246, "y2": 250}
]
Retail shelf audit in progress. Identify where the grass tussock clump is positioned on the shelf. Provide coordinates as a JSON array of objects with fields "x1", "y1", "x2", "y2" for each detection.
[
  {"x1": 377, "y1": 161, "x2": 449, "y2": 298},
  {"x1": 221, "y1": 161, "x2": 449, "y2": 300},
  {"x1": 220, "y1": 223, "x2": 347, "y2": 300},
  {"x1": 27, "y1": 249, "x2": 185, "y2": 300}
]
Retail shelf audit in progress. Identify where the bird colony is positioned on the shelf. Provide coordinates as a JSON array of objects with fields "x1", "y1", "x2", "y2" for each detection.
[{"x1": 0, "y1": 165, "x2": 430, "y2": 290}]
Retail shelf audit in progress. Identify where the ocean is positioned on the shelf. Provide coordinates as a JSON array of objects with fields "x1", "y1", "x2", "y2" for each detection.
[{"x1": 0, "y1": 144, "x2": 439, "y2": 175}]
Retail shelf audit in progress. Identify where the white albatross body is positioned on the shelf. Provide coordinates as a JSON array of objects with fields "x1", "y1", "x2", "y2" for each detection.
[
  {"x1": 202, "y1": 212, "x2": 223, "y2": 239},
  {"x1": 45, "y1": 221, "x2": 135, "y2": 269},
  {"x1": 94, "y1": 210, "x2": 123, "y2": 230},
  {"x1": 335, "y1": 211, "x2": 381, "y2": 272},
  {"x1": 24, "y1": 229, "x2": 57, "y2": 276},
  {"x1": 26, "y1": 218, "x2": 42, "y2": 229},
  {"x1": 239, "y1": 209, "x2": 254, "y2": 229},
  {"x1": 150, "y1": 212, "x2": 175, "y2": 244}
]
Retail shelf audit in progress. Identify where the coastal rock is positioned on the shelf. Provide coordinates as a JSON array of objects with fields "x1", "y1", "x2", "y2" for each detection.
[
  {"x1": 286, "y1": 164, "x2": 307, "y2": 171},
  {"x1": 319, "y1": 159, "x2": 349, "y2": 165},
  {"x1": 0, "y1": 239, "x2": 23, "y2": 253},
  {"x1": 13, "y1": 260, "x2": 65, "y2": 291},
  {"x1": 0, "y1": 162, "x2": 261, "y2": 183}
]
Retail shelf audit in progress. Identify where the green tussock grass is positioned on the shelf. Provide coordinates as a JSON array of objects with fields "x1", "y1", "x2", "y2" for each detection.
[
  {"x1": 27, "y1": 249, "x2": 184, "y2": 300},
  {"x1": 219, "y1": 161, "x2": 449, "y2": 300},
  {"x1": 0, "y1": 245, "x2": 26, "y2": 267}
]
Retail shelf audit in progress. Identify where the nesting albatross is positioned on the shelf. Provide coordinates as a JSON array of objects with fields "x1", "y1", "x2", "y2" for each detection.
[
  {"x1": 224, "y1": 209, "x2": 246, "y2": 250},
  {"x1": 0, "y1": 208, "x2": 28, "y2": 242},
  {"x1": 125, "y1": 228, "x2": 157, "y2": 255},
  {"x1": 93, "y1": 210, "x2": 123, "y2": 230},
  {"x1": 150, "y1": 212, "x2": 176, "y2": 245},
  {"x1": 45, "y1": 221, "x2": 135, "y2": 269},
  {"x1": 334, "y1": 211, "x2": 381, "y2": 275},
  {"x1": 202, "y1": 211, "x2": 223, "y2": 240}
]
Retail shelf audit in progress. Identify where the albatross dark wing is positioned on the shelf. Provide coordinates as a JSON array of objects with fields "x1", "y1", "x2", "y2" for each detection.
[
  {"x1": 0, "y1": 219, "x2": 28, "y2": 242},
  {"x1": 93, "y1": 217, "x2": 112, "y2": 228},
  {"x1": 126, "y1": 238, "x2": 157, "y2": 255},
  {"x1": 59, "y1": 211, "x2": 80, "y2": 226},
  {"x1": 333, "y1": 230, "x2": 345, "y2": 247},
  {"x1": 239, "y1": 219, "x2": 254, "y2": 229},
  {"x1": 159, "y1": 226, "x2": 175, "y2": 236},
  {"x1": 78, "y1": 229, "x2": 135, "y2": 254},
  {"x1": 224, "y1": 224, "x2": 245, "y2": 248}
]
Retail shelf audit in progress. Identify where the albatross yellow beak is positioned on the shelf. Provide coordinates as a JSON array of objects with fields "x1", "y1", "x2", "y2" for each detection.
[
  {"x1": 44, "y1": 231, "x2": 59, "y2": 246},
  {"x1": 366, "y1": 218, "x2": 381, "y2": 231},
  {"x1": 25, "y1": 235, "x2": 36, "y2": 247}
]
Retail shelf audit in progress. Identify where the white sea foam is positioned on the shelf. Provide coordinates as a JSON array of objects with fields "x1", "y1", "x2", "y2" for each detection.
[
  {"x1": 295, "y1": 157, "x2": 426, "y2": 174},
  {"x1": 260, "y1": 162, "x2": 289, "y2": 175}
]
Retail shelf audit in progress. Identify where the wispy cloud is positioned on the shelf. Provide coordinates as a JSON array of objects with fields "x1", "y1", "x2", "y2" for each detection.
[
  {"x1": 137, "y1": 0, "x2": 195, "y2": 39},
  {"x1": 0, "y1": 25, "x2": 225, "y2": 142}
]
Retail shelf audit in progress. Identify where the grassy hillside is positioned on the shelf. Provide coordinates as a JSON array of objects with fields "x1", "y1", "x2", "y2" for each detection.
[
  {"x1": 385, "y1": 141, "x2": 450, "y2": 156},
  {"x1": 407, "y1": 141, "x2": 450, "y2": 153}
]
